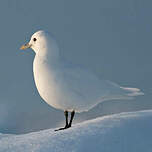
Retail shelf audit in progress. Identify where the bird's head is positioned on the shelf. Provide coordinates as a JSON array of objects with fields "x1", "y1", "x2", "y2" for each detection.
[{"x1": 20, "y1": 30, "x2": 59, "y2": 58}]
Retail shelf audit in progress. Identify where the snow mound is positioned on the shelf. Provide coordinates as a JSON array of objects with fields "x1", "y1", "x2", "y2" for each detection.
[{"x1": 0, "y1": 110, "x2": 152, "y2": 152}]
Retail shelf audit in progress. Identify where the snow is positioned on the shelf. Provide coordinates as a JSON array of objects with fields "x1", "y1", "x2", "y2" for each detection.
[{"x1": 0, "y1": 110, "x2": 152, "y2": 152}]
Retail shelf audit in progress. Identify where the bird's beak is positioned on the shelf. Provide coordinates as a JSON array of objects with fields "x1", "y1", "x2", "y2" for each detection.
[{"x1": 20, "y1": 43, "x2": 31, "y2": 50}]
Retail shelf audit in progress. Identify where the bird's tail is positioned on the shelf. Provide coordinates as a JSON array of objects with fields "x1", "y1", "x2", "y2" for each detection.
[
  {"x1": 98, "y1": 80, "x2": 144, "y2": 102},
  {"x1": 120, "y1": 87, "x2": 144, "y2": 97}
]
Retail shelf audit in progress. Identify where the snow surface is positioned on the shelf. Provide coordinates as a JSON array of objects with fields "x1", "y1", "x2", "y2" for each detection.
[{"x1": 0, "y1": 110, "x2": 152, "y2": 152}]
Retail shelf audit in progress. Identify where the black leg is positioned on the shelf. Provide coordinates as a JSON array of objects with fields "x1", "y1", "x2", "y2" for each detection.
[
  {"x1": 55, "y1": 110, "x2": 69, "y2": 131},
  {"x1": 55, "y1": 110, "x2": 75, "y2": 131},
  {"x1": 64, "y1": 110, "x2": 68, "y2": 128},
  {"x1": 68, "y1": 111, "x2": 75, "y2": 128}
]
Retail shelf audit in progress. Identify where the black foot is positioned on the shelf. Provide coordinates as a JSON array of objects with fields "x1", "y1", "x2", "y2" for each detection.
[
  {"x1": 54, "y1": 125, "x2": 71, "y2": 131},
  {"x1": 54, "y1": 110, "x2": 75, "y2": 131}
]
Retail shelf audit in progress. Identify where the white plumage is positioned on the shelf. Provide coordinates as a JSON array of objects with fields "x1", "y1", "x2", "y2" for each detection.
[{"x1": 21, "y1": 30, "x2": 144, "y2": 113}]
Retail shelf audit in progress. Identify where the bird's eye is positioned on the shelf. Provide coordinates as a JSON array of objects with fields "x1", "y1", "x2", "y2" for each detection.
[{"x1": 33, "y1": 38, "x2": 37, "y2": 42}]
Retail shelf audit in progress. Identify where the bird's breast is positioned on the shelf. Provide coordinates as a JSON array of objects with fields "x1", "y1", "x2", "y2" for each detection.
[{"x1": 33, "y1": 56, "x2": 60, "y2": 105}]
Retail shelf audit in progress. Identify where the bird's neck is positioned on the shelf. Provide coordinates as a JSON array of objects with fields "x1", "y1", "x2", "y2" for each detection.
[{"x1": 36, "y1": 41, "x2": 60, "y2": 64}]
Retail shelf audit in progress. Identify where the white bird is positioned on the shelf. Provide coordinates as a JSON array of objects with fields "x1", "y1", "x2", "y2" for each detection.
[{"x1": 20, "y1": 30, "x2": 144, "y2": 131}]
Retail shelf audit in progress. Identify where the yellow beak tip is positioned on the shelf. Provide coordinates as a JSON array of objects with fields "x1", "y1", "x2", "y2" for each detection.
[
  {"x1": 20, "y1": 46, "x2": 25, "y2": 50},
  {"x1": 20, "y1": 43, "x2": 31, "y2": 50}
]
